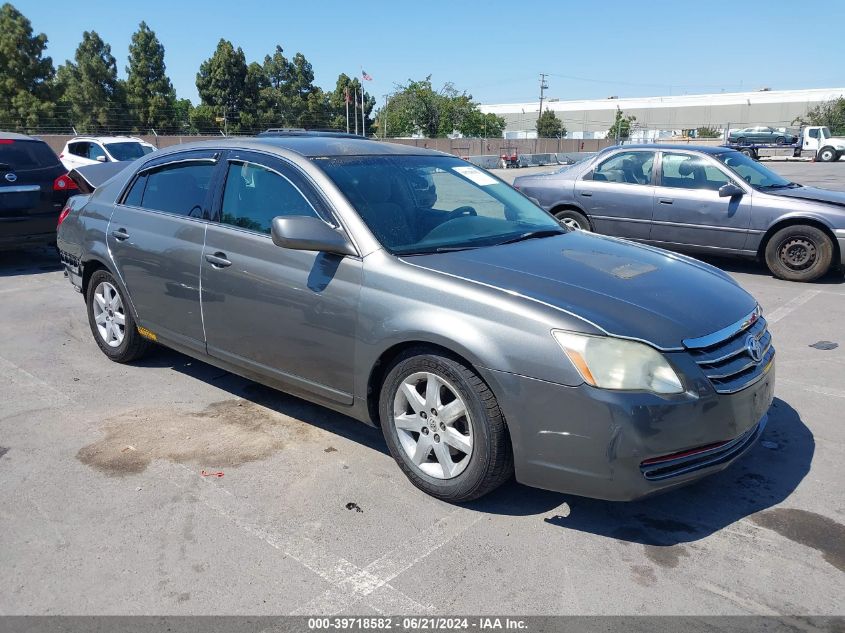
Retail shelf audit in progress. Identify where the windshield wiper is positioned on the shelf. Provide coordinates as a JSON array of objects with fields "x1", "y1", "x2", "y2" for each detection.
[
  {"x1": 761, "y1": 182, "x2": 801, "y2": 189},
  {"x1": 397, "y1": 245, "x2": 483, "y2": 256},
  {"x1": 494, "y1": 229, "x2": 566, "y2": 246}
]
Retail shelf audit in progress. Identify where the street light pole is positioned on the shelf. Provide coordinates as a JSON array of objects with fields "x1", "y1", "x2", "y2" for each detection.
[{"x1": 538, "y1": 73, "x2": 548, "y2": 123}]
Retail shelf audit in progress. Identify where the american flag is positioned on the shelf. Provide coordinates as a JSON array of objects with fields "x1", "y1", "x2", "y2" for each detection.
[{"x1": 361, "y1": 70, "x2": 373, "y2": 81}]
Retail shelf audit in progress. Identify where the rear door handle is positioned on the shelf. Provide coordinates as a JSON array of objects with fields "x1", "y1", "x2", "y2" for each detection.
[
  {"x1": 658, "y1": 198, "x2": 674, "y2": 205},
  {"x1": 580, "y1": 191, "x2": 593, "y2": 197},
  {"x1": 205, "y1": 252, "x2": 232, "y2": 268},
  {"x1": 111, "y1": 228, "x2": 130, "y2": 241}
]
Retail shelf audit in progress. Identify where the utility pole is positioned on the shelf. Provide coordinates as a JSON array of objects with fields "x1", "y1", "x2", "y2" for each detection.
[{"x1": 538, "y1": 73, "x2": 549, "y2": 123}]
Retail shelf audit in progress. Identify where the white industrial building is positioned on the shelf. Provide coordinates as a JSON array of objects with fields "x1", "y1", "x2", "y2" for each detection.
[{"x1": 479, "y1": 87, "x2": 845, "y2": 140}]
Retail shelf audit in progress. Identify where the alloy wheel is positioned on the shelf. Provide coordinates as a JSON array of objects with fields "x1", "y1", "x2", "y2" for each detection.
[
  {"x1": 92, "y1": 281, "x2": 126, "y2": 348},
  {"x1": 392, "y1": 371, "x2": 473, "y2": 479}
]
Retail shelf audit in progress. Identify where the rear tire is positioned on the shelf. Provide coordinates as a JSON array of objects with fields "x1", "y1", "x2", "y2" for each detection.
[
  {"x1": 764, "y1": 225, "x2": 833, "y2": 282},
  {"x1": 736, "y1": 137, "x2": 746, "y2": 145},
  {"x1": 86, "y1": 269, "x2": 151, "y2": 362},
  {"x1": 554, "y1": 208, "x2": 591, "y2": 231},
  {"x1": 776, "y1": 136, "x2": 785, "y2": 145},
  {"x1": 379, "y1": 349, "x2": 513, "y2": 502}
]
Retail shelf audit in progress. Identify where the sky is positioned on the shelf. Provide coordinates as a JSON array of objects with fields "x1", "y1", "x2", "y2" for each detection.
[{"x1": 14, "y1": 0, "x2": 845, "y2": 107}]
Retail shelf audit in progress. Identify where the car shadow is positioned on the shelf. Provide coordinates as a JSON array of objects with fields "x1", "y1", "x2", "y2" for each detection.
[
  {"x1": 470, "y1": 397, "x2": 813, "y2": 546},
  {"x1": 698, "y1": 254, "x2": 844, "y2": 285},
  {"x1": 133, "y1": 346, "x2": 390, "y2": 456},
  {"x1": 0, "y1": 246, "x2": 62, "y2": 277},
  {"x1": 134, "y1": 347, "x2": 811, "y2": 546}
]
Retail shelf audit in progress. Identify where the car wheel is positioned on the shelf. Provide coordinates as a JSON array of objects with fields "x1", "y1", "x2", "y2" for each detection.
[
  {"x1": 740, "y1": 148, "x2": 756, "y2": 159},
  {"x1": 776, "y1": 136, "x2": 785, "y2": 145},
  {"x1": 764, "y1": 225, "x2": 833, "y2": 282},
  {"x1": 736, "y1": 137, "x2": 746, "y2": 145},
  {"x1": 379, "y1": 350, "x2": 513, "y2": 502},
  {"x1": 555, "y1": 209, "x2": 591, "y2": 231},
  {"x1": 86, "y1": 269, "x2": 151, "y2": 362},
  {"x1": 818, "y1": 147, "x2": 836, "y2": 163}
]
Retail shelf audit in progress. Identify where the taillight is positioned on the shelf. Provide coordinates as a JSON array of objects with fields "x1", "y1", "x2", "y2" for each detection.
[
  {"x1": 53, "y1": 174, "x2": 78, "y2": 191},
  {"x1": 0, "y1": 139, "x2": 14, "y2": 145},
  {"x1": 57, "y1": 205, "x2": 72, "y2": 227}
]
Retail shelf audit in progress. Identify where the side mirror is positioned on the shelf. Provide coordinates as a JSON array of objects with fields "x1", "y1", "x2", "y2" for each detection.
[
  {"x1": 719, "y1": 182, "x2": 744, "y2": 198},
  {"x1": 96, "y1": 155, "x2": 107, "y2": 163},
  {"x1": 271, "y1": 216, "x2": 356, "y2": 256}
]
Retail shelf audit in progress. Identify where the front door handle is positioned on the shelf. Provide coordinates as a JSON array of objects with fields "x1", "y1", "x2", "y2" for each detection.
[
  {"x1": 111, "y1": 228, "x2": 130, "y2": 241},
  {"x1": 205, "y1": 252, "x2": 232, "y2": 268},
  {"x1": 658, "y1": 198, "x2": 674, "y2": 205},
  {"x1": 580, "y1": 191, "x2": 593, "y2": 197}
]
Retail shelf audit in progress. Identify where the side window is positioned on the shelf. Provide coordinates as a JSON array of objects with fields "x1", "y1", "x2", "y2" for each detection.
[
  {"x1": 140, "y1": 162, "x2": 214, "y2": 217},
  {"x1": 809, "y1": 129, "x2": 819, "y2": 139},
  {"x1": 88, "y1": 143, "x2": 107, "y2": 161},
  {"x1": 220, "y1": 161, "x2": 319, "y2": 234},
  {"x1": 123, "y1": 173, "x2": 147, "y2": 207},
  {"x1": 68, "y1": 142, "x2": 85, "y2": 157},
  {"x1": 661, "y1": 154, "x2": 731, "y2": 191},
  {"x1": 591, "y1": 151, "x2": 654, "y2": 185}
]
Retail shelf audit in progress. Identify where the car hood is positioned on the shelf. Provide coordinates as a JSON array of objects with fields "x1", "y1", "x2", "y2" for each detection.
[
  {"x1": 764, "y1": 185, "x2": 845, "y2": 208},
  {"x1": 408, "y1": 232, "x2": 757, "y2": 349}
]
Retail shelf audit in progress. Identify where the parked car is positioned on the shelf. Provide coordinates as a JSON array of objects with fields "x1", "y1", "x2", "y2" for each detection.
[
  {"x1": 513, "y1": 144, "x2": 845, "y2": 282},
  {"x1": 58, "y1": 135, "x2": 775, "y2": 502},
  {"x1": 59, "y1": 136, "x2": 155, "y2": 171},
  {"x1": 0, "y1": 131, "x2": 77, "y2": 250},
  {"x1": 727, "y1": 126, "x2": 798, "y2": 145}
]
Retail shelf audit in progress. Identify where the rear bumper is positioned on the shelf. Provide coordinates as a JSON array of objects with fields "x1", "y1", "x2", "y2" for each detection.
[
  {"x1": 835, "y1": 229, "x2": 845, "y2": 266},
  {"x1": 480, "y1": 361, "x2": 775, "y2": 501}
]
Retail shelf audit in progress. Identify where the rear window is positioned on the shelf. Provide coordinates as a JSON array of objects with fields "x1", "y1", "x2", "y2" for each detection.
[
  {"x1": 105, "y1": 142, "x2": 154, "y2": 162},
  {"x1": 0, "y1": 140, "x2": 61, "y2": 171}
]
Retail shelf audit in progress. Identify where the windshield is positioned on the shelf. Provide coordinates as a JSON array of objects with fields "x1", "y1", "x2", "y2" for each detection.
[
  {"x1": 715, "y1": 151, "x2": 794, "y2": 189},
  {"x1": 821, "y1": 127, "x2": 831, "y2": 139},
  {"x1": 316, "y1": 155, "x2": 563, "y2": 255},
  {"x1": 105, "y1": 142, "x2": 154, "y2": 161}
]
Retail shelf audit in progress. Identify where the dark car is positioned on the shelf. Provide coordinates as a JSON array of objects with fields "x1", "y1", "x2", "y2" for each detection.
[
  {"x1": 727, "y1": 126, "x2": 798, "y2": 145},
  {"x1": 0, "y1": 132, "x2": 76, "y2": 250},
  {"x1": 513, "y1": 144, "x2": 845, "y2": 282},
  {"x1": 57, "y1": 136, "x2": 774, "y2": 502}
]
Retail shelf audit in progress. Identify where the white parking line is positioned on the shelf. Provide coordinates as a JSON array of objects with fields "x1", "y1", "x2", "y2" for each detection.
[
  {"x1": 765, "y1": 290, "x2": 820, "y2": 324},
  {"x1": 156, "y1": 462, "x2": 431, "y2": 615},
  {"x1": 778, "y1": 377, "x2": 845, "y2": 399}
]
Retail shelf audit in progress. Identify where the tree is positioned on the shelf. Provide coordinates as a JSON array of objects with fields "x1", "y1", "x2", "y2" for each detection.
[
  {"x1": 696, "y1": 126, "x2": 721, "y2": 138},
  {"x1": 536, "y1": 108, "x2": 564, "y2": 138},
  {"x1": 196, "y1": 39, "x2": 248, "y2": 132},
  {"x1": 327, "y1": 73, "x2": 375, "y2": 133},
  {"x1": 173, "y1": 98, "x2": 194, "y2": 133},
  {"x1": 56, "y1": 31, "x2": 124, "y2": 133},
  {"x1": 376, "y1": 76, "x2": 481, "y2": 138},
  {"x1": 0, "y1": 2, "x2": 56, "y2": 132},
  {"x1": 607, "y1": 107, "x2": 636, "y2": 141},
  {"x1": 125, "y1": 22, "x2": 176, "y2": 133},
  {"x1": 458, "y1": 109, "x2": 505, "y2": 138},
  {"x1": 795, "y1": 97, "x2": 845, "y2": 135}
]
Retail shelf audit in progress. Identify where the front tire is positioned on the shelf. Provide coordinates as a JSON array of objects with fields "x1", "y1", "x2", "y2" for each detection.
[
  {"x1": 555, "y1": 208, "x2": 591, "y2": 231},
  {"x1": 86, "y1": 269, "x2": 151, "y2": 362},
  {"x1": 818, "y1": 147, "x2": 837, "y2": 163},
  {"x1": 776, "y1": 136, "x2": 785, "y2": 145},
  {"x1": 379, "y1": 350, "x2": 513, "y2": 502},
  {"x1": 764, "y1": 225, "x2": 834, "y2": 282}
]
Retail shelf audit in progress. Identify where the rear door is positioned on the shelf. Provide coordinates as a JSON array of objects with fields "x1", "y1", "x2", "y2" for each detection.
[
  {"x1": 201, "y1": 150, "x2": 362, "y2": 404},
  {"x1": 573, "y1": 149, "x2": 656, "y2": 240},
  {"x1": 649, "y1": 151, "x2": 752, "y2": 251},
  {"x1": 107, "y1": 150, "x2": 220, "y2": 351},
  {"x1": 0, "y1": 138, "x2": 66, "y2": 246}
]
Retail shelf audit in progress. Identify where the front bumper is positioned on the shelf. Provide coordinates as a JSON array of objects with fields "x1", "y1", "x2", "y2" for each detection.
[
  {"x1": 835, "y1": 229, "x2": 845, "y2": 266},
  {"x1": 481, "y1": 360, "x2": 775, "y2": 501}
]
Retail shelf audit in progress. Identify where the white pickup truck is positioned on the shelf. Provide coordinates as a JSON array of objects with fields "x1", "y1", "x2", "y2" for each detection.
[{"x1": 800, "y1": 126, "x2": 845, "y2": 162}]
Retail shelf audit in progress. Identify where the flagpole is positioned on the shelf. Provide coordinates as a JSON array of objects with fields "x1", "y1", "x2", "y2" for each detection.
[
  {"x1": 345, "y1": 87, "x2": 349, "y2": 134},
  {"x1": 354, "y1": 88, "x2": 358, "y2": 135},
  {"x1": 361, "y1": 82, "x2": 366, "y2": 137}
]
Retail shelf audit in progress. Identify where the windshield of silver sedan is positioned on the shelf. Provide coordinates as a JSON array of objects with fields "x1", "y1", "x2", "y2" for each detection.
[
  {"x1": 316, "y1": 155, "x2": 564, "y2": 255},
  {"x1": 716, "y1": 151, "x2": 798, "y2": 189}
]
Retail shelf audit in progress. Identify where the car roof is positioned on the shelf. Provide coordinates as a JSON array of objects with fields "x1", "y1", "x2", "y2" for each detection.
[
  {"x1": 605, "y1": 143, "x2": 733, "y2": 155},
  {"x1": 154, "y1": 135, "x2": 446, "y2": 159},
  {"x1": 67, "y1": 136, "x2": 150, "y2": 143},
  {"x1": 0, "y1": 131, "x2": 41, "y2": 142}
]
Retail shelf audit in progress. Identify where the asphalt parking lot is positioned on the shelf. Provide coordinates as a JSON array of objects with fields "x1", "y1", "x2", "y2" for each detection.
[{"x1": 1, "y1": 161, "x2": 843, "y2": 616}]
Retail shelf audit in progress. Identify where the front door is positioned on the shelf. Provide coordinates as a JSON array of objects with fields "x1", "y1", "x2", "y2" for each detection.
[
  {"x1": 200, "y1": 150, "x2": 362, "y2": 404},
  {"x1": 574, "y1": 150, "x2": 656, "y2": 240},
  {"x1": 107, "y1": 150, "x2": 218, "y2": 350},
  {"x1": 649, "y1": 152, "x2": 752, "y2": 252}
]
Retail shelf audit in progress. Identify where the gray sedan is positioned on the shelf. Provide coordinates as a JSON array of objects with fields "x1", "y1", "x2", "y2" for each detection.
[
  {"x1": 513, "y1": 144, "x2": 845, "y2": 282},
  {"x1": 57, "y1": 135, "x2": 774, "y2": 501}
]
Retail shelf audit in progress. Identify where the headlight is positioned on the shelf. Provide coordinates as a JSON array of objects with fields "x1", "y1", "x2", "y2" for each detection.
[{"x1": 552, "y1": 330, "x2": 684, "y2": 394}]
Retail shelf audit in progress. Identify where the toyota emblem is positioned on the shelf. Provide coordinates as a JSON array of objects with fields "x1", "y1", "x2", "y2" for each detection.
[
  {"x1": 746, "y1": 335, "x2": 763, "y2": 363},
  {"x1": 4, "y1": 172, "x2": 17, "y2": 183}
]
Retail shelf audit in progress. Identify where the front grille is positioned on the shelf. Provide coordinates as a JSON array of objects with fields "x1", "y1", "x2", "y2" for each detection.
[
  {"x1": 684, "y1": 309, "x2": 775, "y2": 394},
  {"x1": 640, "y1": 417, "x2": 766, "y2": 480}
]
